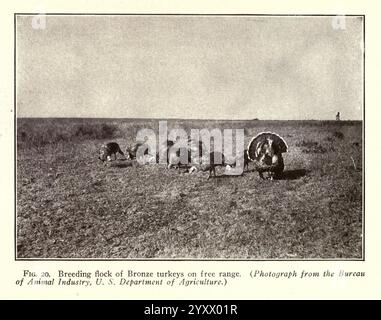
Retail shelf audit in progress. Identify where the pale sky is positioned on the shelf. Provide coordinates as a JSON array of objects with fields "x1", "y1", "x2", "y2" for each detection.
[{"x1": 16, "y1": 15, "x2": 363, "y2": 120}]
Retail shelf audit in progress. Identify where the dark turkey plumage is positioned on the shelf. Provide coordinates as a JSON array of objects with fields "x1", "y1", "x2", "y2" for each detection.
[{"x1": 247, "y1": 132, "x2": 288, "y2": 180}]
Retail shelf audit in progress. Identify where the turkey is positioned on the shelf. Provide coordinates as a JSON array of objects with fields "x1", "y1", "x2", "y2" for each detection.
[
  {"x1": 125, "y1": 141, "x2": 149, "y2": 160},
  {"x1": 98, "y1": 142, "x2": 124, "y2": 164},
  {"x1": 247, "y1": 132, "x2": 288, "y2": 180},
  {"x1": 161, "y1": 137, "x2": 206, "y2": 167}
]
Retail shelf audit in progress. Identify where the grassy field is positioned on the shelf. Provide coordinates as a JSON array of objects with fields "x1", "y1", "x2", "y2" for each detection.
[{"x1": 16, "y1": 118, "x2": 363, "y2": 259}]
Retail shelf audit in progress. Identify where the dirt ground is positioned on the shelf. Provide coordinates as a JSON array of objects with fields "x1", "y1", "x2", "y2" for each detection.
[{"x1": 16, "y1": 119, "x2": 363, "y2": 259}]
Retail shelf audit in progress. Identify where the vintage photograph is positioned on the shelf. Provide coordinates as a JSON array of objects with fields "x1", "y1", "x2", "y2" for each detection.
[{"x1": 16, "y1": 14, "x2": 364, "y2": 260}]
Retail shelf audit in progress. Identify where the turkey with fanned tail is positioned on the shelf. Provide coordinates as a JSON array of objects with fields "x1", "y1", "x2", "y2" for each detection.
[{"x1": 247, "y1": 132, "x2": 288, "y2": 180}]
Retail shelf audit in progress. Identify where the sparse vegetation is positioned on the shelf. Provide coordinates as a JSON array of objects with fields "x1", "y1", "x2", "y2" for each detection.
[
  {"x1": 296, "y1": 140, "x2": 319, "y2": 148},
  {"x1": 333, "y1": 131, "x2": 345, "y2": 140},
  {"x1": 16, "y1": 119, "x2": 363, "y2": 259},
  {"x1": 296, "y1": 140, "x2": 334, "y2": 154},
  {"x1": 17, "y1": 119, "x2": 120, "y2": 149}
]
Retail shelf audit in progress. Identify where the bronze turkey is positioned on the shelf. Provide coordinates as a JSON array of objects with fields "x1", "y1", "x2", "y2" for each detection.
[{"x1": 247, "y1": 132, "x2": 288, "y2": 180}]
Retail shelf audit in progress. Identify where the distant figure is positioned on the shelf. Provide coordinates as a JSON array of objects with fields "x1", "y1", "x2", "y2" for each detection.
[{"x1": 336, "y1": 112, "x2": 341, "y2": 121}]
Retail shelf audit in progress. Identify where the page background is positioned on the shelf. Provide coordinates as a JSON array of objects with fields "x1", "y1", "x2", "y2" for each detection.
[{"x1": 0, "y1": 0, "x2": 378, "y2": 300}]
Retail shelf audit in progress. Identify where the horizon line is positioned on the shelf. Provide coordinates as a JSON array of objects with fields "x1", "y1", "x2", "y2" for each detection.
[{"x1": 15, "y1": 116, "x2": 363, "y2": 121}]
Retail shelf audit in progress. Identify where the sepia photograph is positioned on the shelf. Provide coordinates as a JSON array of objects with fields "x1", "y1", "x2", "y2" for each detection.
[{"x1": 15, "y1": 14, "x2": 364, "y2": 260}]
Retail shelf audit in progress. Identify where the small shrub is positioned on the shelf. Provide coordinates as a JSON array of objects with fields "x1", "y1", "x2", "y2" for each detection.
[
  {"x1": 302, "y1": 145, "x2": 327, "y2": 154},
  {"x1": 100, "y1": 124, "x2": 117, "y2": 138},
  {"x1": 297, "y1": 140, "x2": 330, "y2": 154},
  {"x1": 20, "y1": 131, "x2": 27, "y2": 141},
  {"x1": 296, "y1": 140, "x2": 318, "y2": 148},
  {"x1": 333, "y1": 131, "x2": 344, "y2": 140},
  {"x1": 17, "y1": 120, "x2": 119, "y2": 149},
  {"x1": 74, "y1": 123, "x2": 117, "y2": 139},
  {"x1": 339, "y1": 187, "x2": 362, "y2": 203}
]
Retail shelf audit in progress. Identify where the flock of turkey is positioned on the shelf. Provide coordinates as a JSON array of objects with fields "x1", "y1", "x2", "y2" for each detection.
[{"x1": 98, "y1": 132, "x2": 288, "y2": 180}]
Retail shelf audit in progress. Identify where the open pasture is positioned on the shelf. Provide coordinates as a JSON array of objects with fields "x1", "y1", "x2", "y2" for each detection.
[{"x1": 16, "y1": 118, "x2": 363, "y2": 259}]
